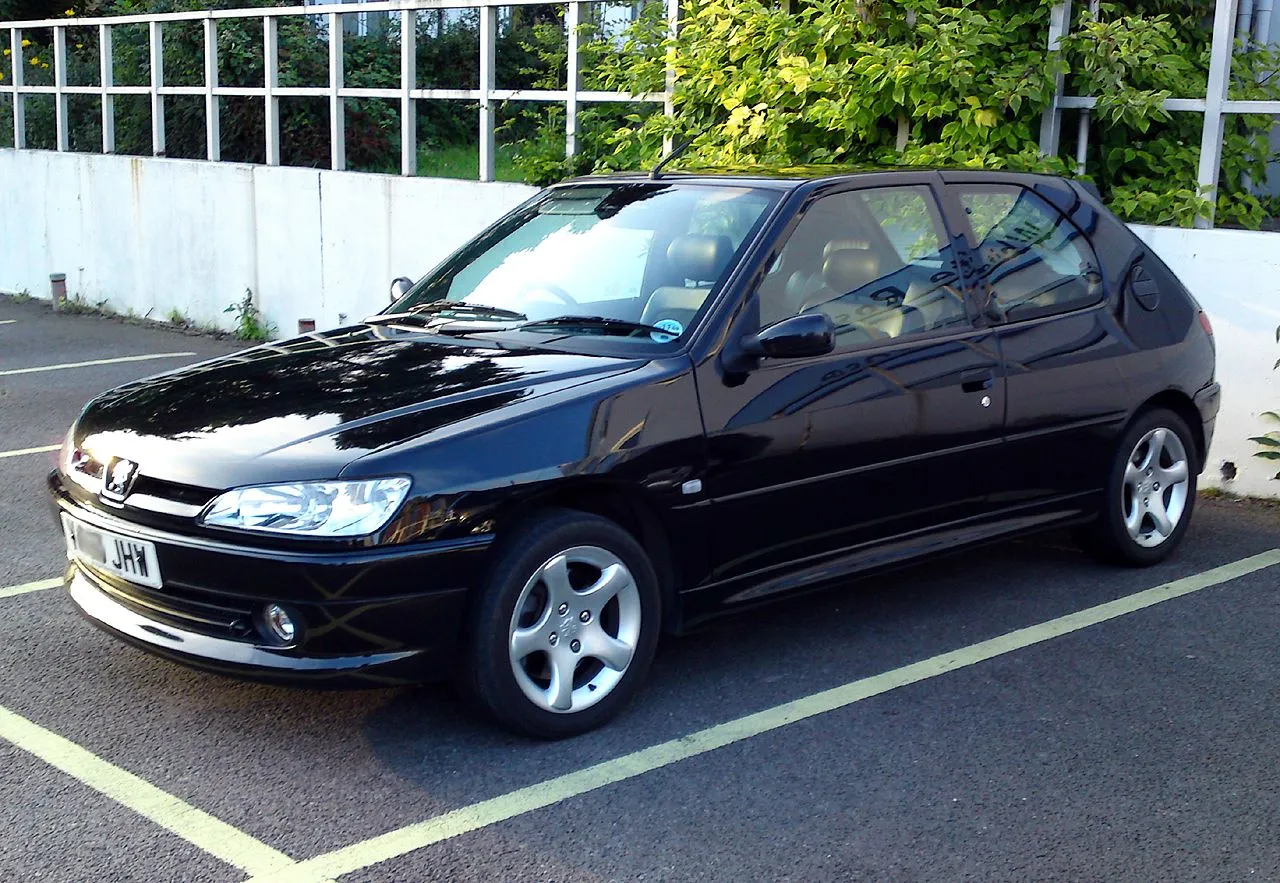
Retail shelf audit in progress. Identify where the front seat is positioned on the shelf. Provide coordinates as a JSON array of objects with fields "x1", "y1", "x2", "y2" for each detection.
[
  {"x1": 640, "y1": 234, "x2": 735, "y2": 330},
  {"x1": 810, "y1": 248, "x2": 924, "y2": 339}
]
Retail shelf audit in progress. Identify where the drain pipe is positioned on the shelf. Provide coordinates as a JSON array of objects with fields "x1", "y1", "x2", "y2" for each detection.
[
  {"x1": 1238, "y1": 0, "x2": 1256, "y2": 40},
  {"x1": 1254, "y1": 0, "x2": 1274, "y2": 46},
  {"x1": 1238, "y1": 0, "x2": 1256, "y2": 41}
]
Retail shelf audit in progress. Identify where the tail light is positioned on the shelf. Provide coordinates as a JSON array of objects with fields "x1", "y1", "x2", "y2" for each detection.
[{"x1": 1198, "y1": 311, "x2": 1213, "y2": 337}]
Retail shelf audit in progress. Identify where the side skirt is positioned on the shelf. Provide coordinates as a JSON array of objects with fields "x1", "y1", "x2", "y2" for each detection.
[{"x1": 674, "y1": 494, "x2": 1099, "y2": 632}]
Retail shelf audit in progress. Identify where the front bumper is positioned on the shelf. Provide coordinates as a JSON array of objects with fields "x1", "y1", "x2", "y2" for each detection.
[
  {"x1": 51, "y1": 472, "x2": 491, "y2": 684},
  {"x1": 68, "y1": 567, "x2": 426, "y2": 683}
]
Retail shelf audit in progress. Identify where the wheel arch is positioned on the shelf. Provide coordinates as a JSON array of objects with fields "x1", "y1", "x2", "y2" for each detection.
[
  {"x1": 1134, "y1": 389, "x2": 1206, "y2": 471},
  {"x1": 495, "y1": 482, "x2": 682, "y2": 634}
]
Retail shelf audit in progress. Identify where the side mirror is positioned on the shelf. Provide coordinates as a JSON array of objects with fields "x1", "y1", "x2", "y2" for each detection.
[
  {"x1": 389, "y1": 276, "x2": 414, "y2": 304},
  {"x1": 741, "y1": 312, "x2": 836, "y2": 360}
]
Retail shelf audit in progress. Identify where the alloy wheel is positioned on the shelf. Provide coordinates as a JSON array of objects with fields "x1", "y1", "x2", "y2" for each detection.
[
  {"x1": 1121, "y1": 426, "x2": 1191, "y2": 549},
  {"x1": 507, "y1": 545, "x2": 642, "y2": 714}
]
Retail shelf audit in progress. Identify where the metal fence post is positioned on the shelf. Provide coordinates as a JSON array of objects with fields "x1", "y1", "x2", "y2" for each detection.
[
  {"x1": 53, "y1": 25, "x2": 68, "y2": 151},
  {"x1": 663, "y1": 0, "x2": 678, "y2": 154},
  {"x1": 204, "y1": 18, "x2": 220, "y2": 161},
  {"x1": 149, "y1": 20, "x2": 165, "y2": 156},
  {"x1": 329, "y1": 11, "x2": 345, "y2": 171},
  {"x1": 1072, "y1": 0, "x2": 1099, "y2": 173},
  {"x1": 478, "y1": 3, "x2": 496, "y2": 182},
  {"x1": 100, "y1": 24, "x2": 114, "y2": 153},
  {"x1": 1195, "y1": 0, "x2": 1239, "y2": 229},
  {"x1": 11, "y1": 29, "x2": 26, "y2": 149},
  {"x1": 566, "y1": 0, "x2": 580, "y2": 159},
  {"x1": 1038, "y1": 1, "x2": 1071, "y2": 156},
  {"x1": 400, "y1": 8, "x2": 416, "y2": 176},
  {"x1": 264, "y1": 14, "x2": 280, "y2": 166}
]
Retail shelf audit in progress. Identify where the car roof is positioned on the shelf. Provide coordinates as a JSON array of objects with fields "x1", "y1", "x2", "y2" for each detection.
[{"x1": 560, "y1": 164, "x2": 1071, "y2": 192}]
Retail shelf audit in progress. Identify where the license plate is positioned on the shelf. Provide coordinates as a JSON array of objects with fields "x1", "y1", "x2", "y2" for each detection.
[{"x1": 61, "y1": 514, "x2": 163, "y2": 590}]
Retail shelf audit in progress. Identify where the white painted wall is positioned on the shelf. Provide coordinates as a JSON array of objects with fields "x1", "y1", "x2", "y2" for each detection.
[
  {"x1": 1, "y1": 149, "x2": 1277, "y2": 496},
  {"x1": 1130, "y1": 224, "x2": 1280, "y2": 499},
  {"x1": 0, "y1": 150, "x2": 537, "y2": 333}
]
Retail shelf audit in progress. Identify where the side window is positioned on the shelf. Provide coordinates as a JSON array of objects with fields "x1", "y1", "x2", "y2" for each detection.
[
  {"x1": 756, "y1": 185, "x2": 969, "y2": 346},
  {"x1": 955, "y1": 184, "x2": 1104, "y2": 321}
]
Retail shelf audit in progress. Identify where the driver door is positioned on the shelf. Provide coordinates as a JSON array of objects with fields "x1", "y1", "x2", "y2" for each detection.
[{"x1": 696, "y1": 181, "x2": 1007, "y2": 596}]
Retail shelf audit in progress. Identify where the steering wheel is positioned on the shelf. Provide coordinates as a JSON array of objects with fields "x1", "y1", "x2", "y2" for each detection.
[{"x1": 518, "y1": 281, "x2": 578, "y2": 306}]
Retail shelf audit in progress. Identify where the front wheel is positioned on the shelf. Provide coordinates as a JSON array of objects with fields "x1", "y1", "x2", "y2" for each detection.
[
  {"x1": 1083, "y1": 408, "x2": 1198, "y2": 566},
  {"x1": 462, "y1": 509, "x2": 661, "y2": 739}
]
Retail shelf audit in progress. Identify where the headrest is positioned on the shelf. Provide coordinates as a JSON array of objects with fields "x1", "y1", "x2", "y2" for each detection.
[
  {"x1": 667, "y1": 234, "x2": 734, "y2": 283},
  {"x1": 823, "y1": 248, "x2": 881, "y2": 294},
  {"x1": 822, "y1": 238, "x2": 871, "y2": 258}
]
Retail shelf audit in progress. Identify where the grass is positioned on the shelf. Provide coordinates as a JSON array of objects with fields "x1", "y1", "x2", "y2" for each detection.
[
  {"x1": 58, "y1": 293, "x2": 110, "y2": 315},
  {"x1": 415, "y1": 142, "x2": 523, "y2": 182}
]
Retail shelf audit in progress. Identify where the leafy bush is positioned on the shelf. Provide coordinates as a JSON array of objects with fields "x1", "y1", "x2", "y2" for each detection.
[
  {"x1": 1253, "y1": 324, "x2": 1280, "y2": 480},
  {"x1": 562, "y1": 0, "x2": 1280, "y2": 228}
]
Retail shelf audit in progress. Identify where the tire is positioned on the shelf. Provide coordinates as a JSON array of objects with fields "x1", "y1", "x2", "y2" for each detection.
[
  {"x1": 461, "y1": 508, "x2": 661, "y2": 739},
  {"x1": 1081, "y1": 408, "x2": 1198, "y2": 566}
]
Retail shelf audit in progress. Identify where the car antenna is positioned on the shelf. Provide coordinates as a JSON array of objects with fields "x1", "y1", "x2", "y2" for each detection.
[
  {"x1": 649, "y1": 115, "x2": 723, "y2": 180},
  {"x1": 650, "y1": 138, "x2": 695, "y2": 180}
]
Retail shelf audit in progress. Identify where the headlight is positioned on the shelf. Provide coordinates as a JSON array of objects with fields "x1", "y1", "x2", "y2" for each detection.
[{"x1": 200, "y1": 477, "x2": 412, "y2": 537}]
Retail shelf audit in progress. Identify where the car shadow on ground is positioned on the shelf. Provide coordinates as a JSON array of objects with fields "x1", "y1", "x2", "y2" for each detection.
[{"x1": 351, "y1": 531, "x2": 1109, "y2": 790}]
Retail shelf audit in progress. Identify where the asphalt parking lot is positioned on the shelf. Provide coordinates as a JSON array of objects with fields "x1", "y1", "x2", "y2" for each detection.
[{"x1": 3, "y1": 293, "x2": 1280, "y2": 882}]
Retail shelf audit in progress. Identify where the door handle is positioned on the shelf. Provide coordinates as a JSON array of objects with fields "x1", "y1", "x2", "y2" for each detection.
[{"x1": 960, "y1": 369, "x2": 994, "y2": 393}]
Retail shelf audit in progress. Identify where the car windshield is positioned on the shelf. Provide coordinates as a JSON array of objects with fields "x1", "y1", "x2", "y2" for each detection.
[{"x1": 388, "y1": 182, "x2": 780, "y2": 345}]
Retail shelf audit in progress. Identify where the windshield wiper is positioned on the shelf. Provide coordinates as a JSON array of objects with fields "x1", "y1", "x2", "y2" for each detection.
[
  {"x1": 515, "y1": 316, "x2": 674, "y2": 337},
  {"x1": 364, "y1": 312, "x2": 436, "y2": 327},
  {"x1": 408, "y1": 302, "x2": 527, "y2": 321}
]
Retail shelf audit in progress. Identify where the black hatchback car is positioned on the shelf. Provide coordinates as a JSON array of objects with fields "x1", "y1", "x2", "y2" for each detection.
[{"x1": 50, "y1": 168, "x2": 1218, "y2": 737}]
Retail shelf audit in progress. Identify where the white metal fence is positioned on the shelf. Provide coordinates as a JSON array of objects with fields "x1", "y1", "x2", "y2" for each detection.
[
  {"x1": 3, "y1": 0, "x2": 1277, "y2": 221},
  {"x1": 1040, "y1": 0, "x2": 1280, "y2": 228},
  {"x1": 0, "y1": 0, "x2": 673, "y2": 180}
]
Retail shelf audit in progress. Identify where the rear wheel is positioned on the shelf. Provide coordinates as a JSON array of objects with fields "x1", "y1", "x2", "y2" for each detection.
[
  {"x1": 1082, "y1": 408, "x2": 1198, "y2": 566},
  {"x1": 462, "y1": 509, "x2": 661, "y2": 738}
]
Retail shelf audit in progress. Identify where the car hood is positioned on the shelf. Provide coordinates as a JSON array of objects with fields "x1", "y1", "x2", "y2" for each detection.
[{"x1": 72, "y1": 326, "x2": 641, "y2": 489}]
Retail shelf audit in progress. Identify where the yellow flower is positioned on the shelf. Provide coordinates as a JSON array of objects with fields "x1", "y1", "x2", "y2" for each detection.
[
  {"x1": 0, "y1": 71, "x2": 5, "y2": 82},
  {"x1": 29, "y1": 55, "x2": 40, "y2": 66},
  {"x1": 21, "y1": 38, "x2": 32, "y2": 47},
  {"x1": 75, "y1": 43, "x2": 83, "y2": 49},
  {"x1": 64, "y1": 8, "x2": 75, "y2": 15},
  {"x1": 2, "y1": 48, "x2": 9, "y2": 55},
  {"x1": 41, "y1": 62, "x2": 49, "y2": 68}
]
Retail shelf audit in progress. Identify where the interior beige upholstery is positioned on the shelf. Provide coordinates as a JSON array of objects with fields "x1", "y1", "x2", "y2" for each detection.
[
  {"x1": 820, "y1": 248, "x2": 882, "y2": 296},
  {"x1": 639, "y1": 233, "x2": 735, "y2": 329},
  {"x1": 640, "y1": 286, "x2": 710, "y2": 326},
  {"x1": 902, "y1": 279, "x2": 965, "y2": 330}
]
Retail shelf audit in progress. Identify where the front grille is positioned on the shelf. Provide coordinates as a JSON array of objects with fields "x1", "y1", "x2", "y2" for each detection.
[
  {"x1": 83, "y1": 563, "x2": 258, "y2": 642},
  {"x1": 131, "y1": 476, "x2": 218, "y2": 508}
]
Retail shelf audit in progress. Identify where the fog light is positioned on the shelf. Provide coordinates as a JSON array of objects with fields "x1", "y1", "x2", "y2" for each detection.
[{"x1": 262, "y1": 603, "x2": 297, "y2": 644}]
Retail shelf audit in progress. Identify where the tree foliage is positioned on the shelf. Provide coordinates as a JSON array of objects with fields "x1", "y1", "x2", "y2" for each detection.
[{"x1": 569, "y1": 0, "x2": 1280, "y2": 228}]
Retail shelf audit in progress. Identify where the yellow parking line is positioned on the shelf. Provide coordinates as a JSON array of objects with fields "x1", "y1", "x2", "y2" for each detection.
[
  {"x1": 0, "y1": 444, "x2": 61, "y2": 459},
  {"x1": 0, "y1": 352, "x2": 196, "y2": 377},
  {"x1": 0, "y1": 578, "x2": 63, "y2": 600},
  {"x1": 0, "y1": 704, "x2": 303, "y2": 878},
  {"x1": 248, "y1": 548, "x2": 1280, "y2": 883}
]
